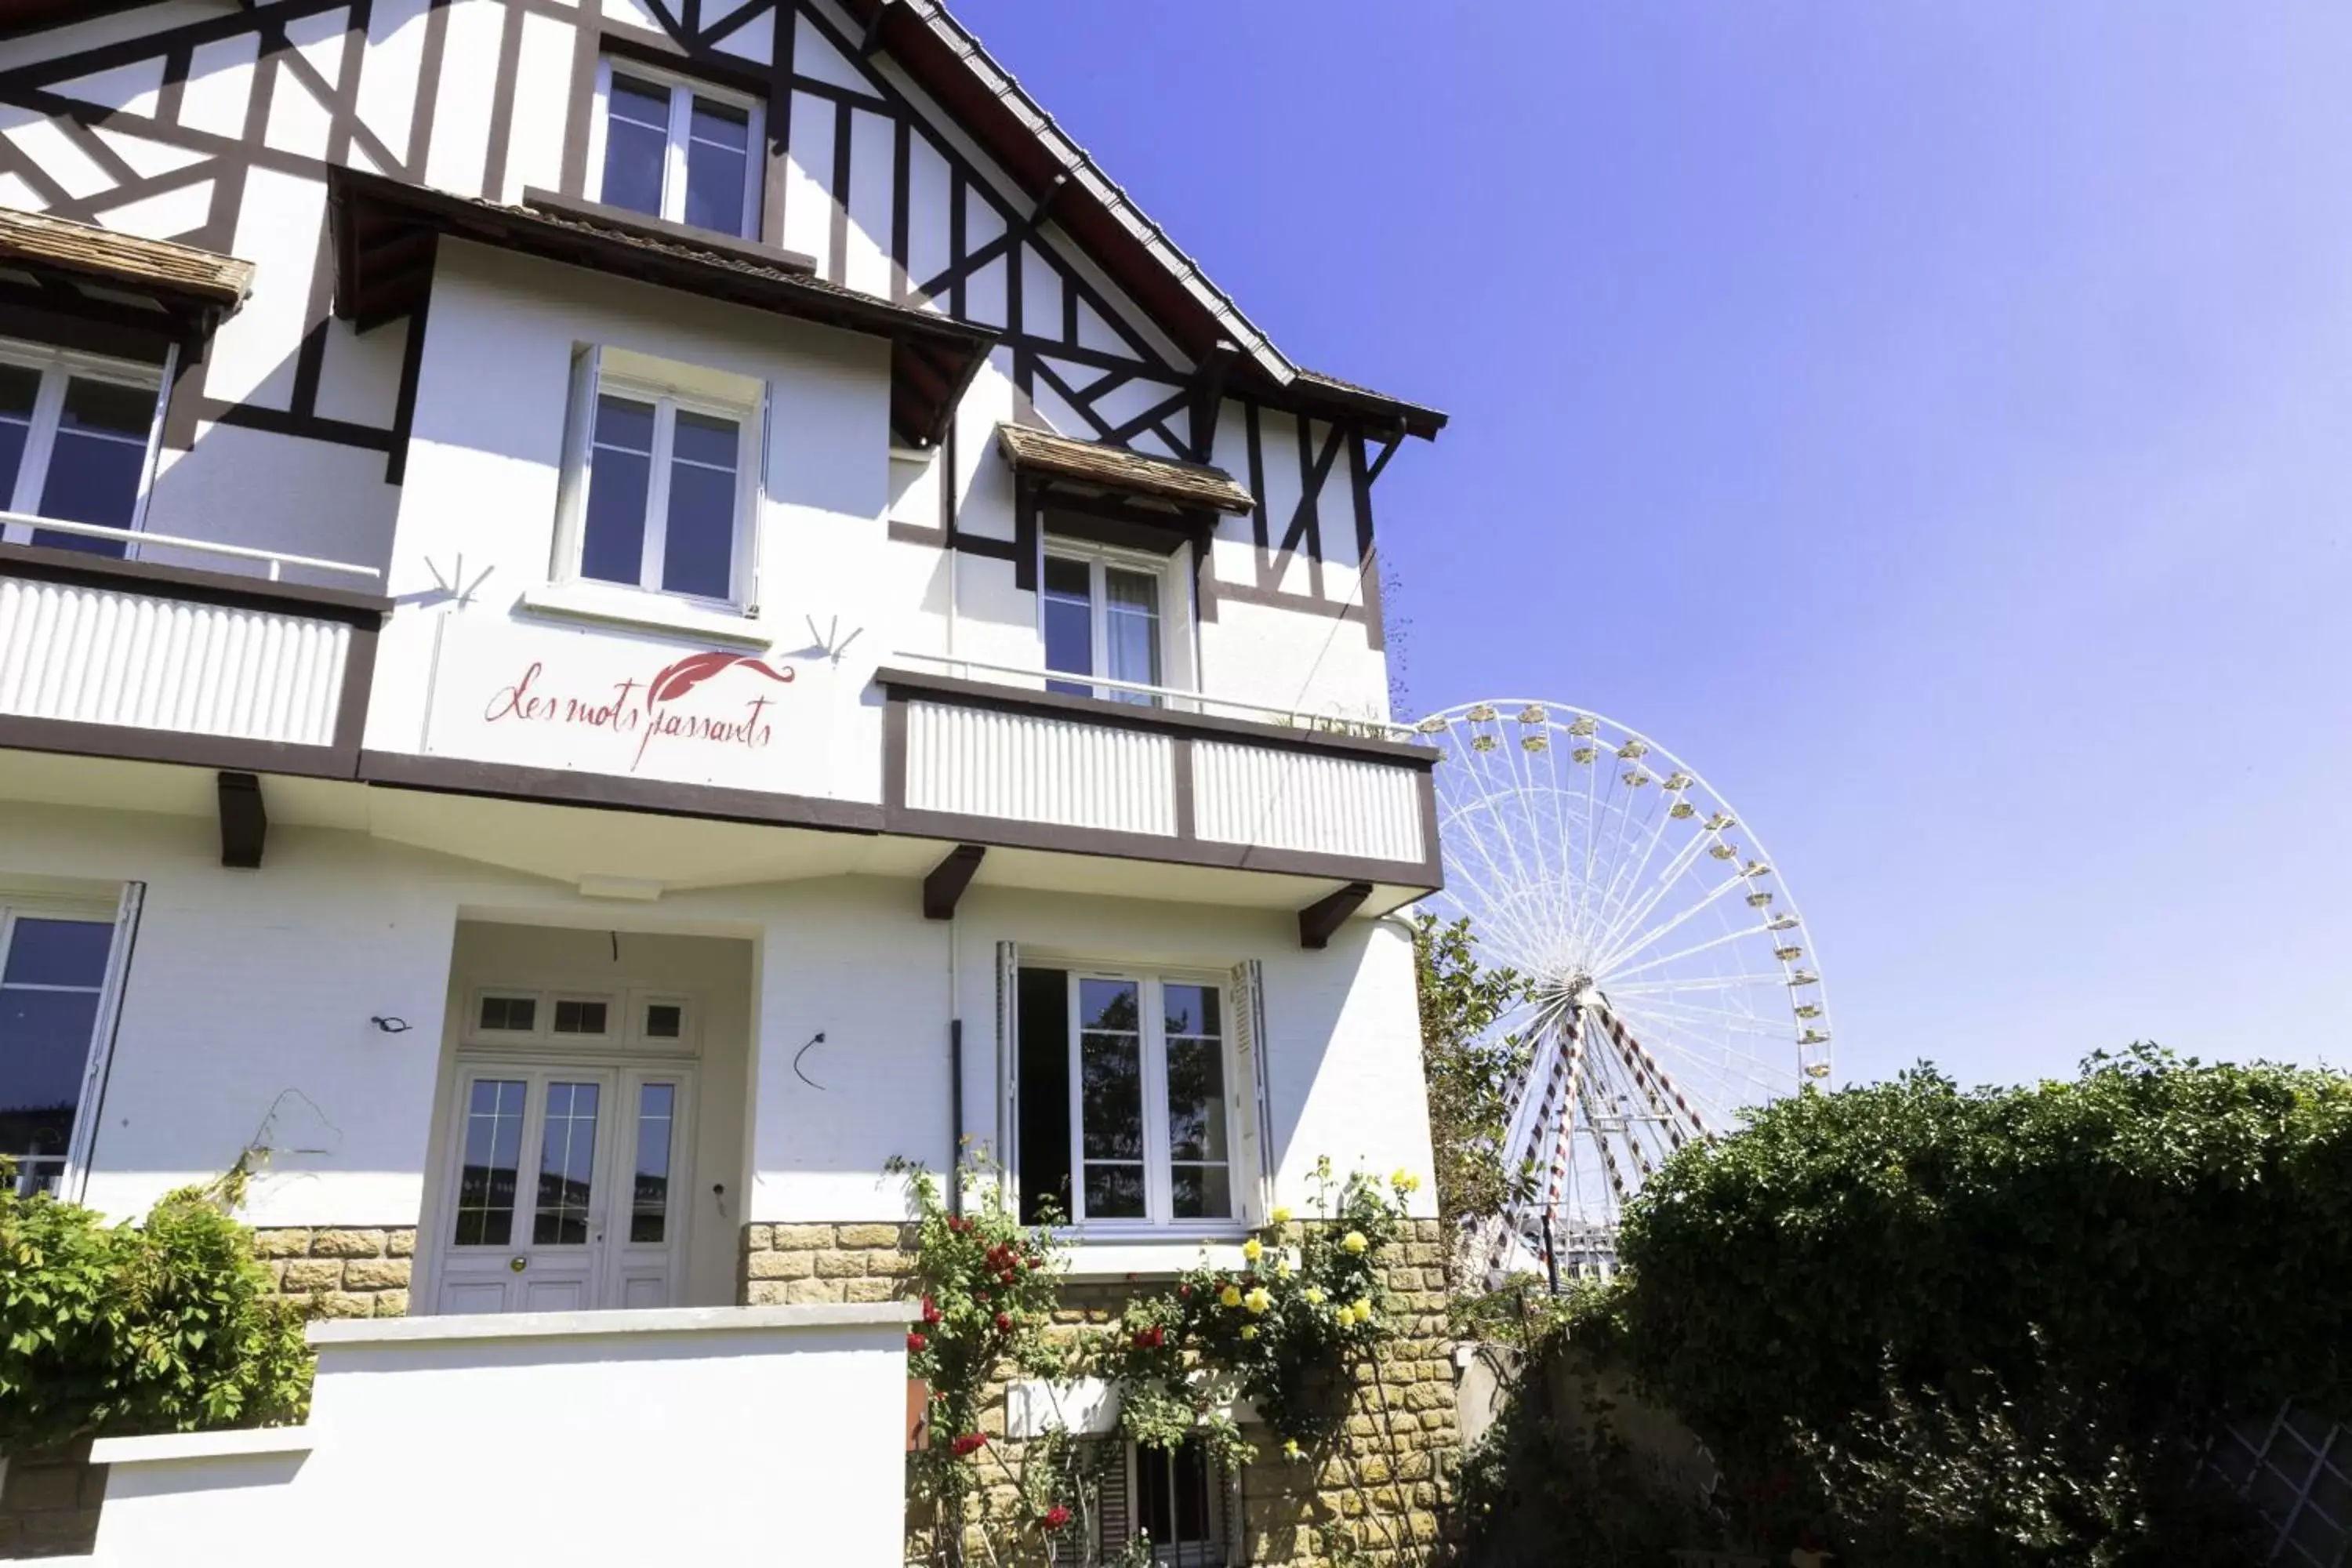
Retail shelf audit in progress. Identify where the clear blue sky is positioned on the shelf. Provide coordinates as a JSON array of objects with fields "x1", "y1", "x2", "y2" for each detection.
[{"x1": 953, "y1": 1, "x2": 2352, "y2": 1088}]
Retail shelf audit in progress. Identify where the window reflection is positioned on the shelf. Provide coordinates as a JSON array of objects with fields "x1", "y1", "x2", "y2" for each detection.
[
  {"x1": 453, "y1": 1080, "x2": 525, "y2": 1246},
  {"x1": 632, "y1": 1083, "x2": 673, "y2": 1244},
  {"x1": 532, "y1": 1081, "x2": 601, "y2": 1245}
]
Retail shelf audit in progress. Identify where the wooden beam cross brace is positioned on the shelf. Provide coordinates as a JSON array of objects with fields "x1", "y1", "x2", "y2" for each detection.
[
  {"x1": 218, "y1": 771, "x2": 267, "y2": 869},
  {"x1": 922, "y1": 843, "x2": 986, "y2": 920},
  {"x1": 1298, "y1": 880, "x2": 1373, "y2": 950}
]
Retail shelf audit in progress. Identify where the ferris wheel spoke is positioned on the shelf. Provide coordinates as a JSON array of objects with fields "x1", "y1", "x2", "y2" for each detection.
[
  {"x1": 1587, "y1": 827, "x2": 1720, "y2": 971},
  {"x1": 1439, "y1": 837, "x2": 1566, "y2": 978},
  {"x1": 1608, "y1": 972, "x2": 1791, "y2": 996},
  {"x1": 1468, "y1": 722, "x2": 1578, "y2": 960},
  {"x1": 1592, "y1": 869, "x2": 1756, "y2": 976}
]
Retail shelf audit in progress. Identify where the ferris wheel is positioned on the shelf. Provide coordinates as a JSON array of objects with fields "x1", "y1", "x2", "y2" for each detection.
[{"x1": 1414, "y1": 699, "x2": 1833, "y2": 1278}]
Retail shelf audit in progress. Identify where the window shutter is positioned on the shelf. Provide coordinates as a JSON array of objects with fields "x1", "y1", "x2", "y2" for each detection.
[
  {"x1": 1229, "y1": 960, "x2": 1274, "y2": 1226},
  {"x1": 996, "y1": 940, "x2": 1020, "y2": 1200},
  {"x1": 1096, "y1": 1442, "x2": 1131, "y2": 1562},
  {"x1": 60, "y1": 880, "x2": 142, "y2": 1202},
  {"x1": 551, "y1": 343, "x2": 601, "y2": 574},
  {"x1": 1218, "y1": 1454, "x2": 1243, "y2": 1567},
  {"x1": 749, "y1": 378, "x2": 771, "y2": 615}
]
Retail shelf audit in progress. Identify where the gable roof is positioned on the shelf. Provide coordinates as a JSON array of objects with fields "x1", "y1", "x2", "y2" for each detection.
[
  {"x1": 781, "y1": 1, "x2": 1448, "y2": 441},
  {"x1": 0, "y1": 0, "x2": 1446, "y2": 440}
]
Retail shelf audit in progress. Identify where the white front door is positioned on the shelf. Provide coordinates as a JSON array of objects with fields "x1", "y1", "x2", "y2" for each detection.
[{"x1": 431, "y1": 1062, "x2": 693, "y2": 1315}]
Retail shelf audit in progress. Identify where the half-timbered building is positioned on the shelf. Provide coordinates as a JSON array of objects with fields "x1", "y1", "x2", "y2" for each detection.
[{"x1": 0, "y1": 2, "x2": 1454, "y2": 1561}]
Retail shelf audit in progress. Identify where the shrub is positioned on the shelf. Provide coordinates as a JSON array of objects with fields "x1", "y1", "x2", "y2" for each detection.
[
  {"x1": 0, "y1": 1163, "x2": 310, "y2": 1454},
  {"x1": 1601, "y1": 1045, "x2": 2351, "y2": 1561}
]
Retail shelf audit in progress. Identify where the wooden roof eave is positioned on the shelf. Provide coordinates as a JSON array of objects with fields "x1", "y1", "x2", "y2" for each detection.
[
  {"x1": 0, "y1": 205, "x2": 252, "y2": 327},
  {"x1": 325, "y1": 167, "x2": 998, "y2": 448},
  {"x1": 996, "y1": 422, "x2": 1256, "y2": 516}
]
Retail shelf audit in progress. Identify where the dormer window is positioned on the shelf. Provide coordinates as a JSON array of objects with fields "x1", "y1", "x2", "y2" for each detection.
[
  {"x1": 593, "y1": 62, "x2": 762, "y2": 239},
  {"x1": 553, "y1": 346, "x2": 763, "y2": 612},
  {"x1": 1043, "y1": 544, "x2": 1172, "y2": 706},
  {"x1": 0, "y1": 341, "x2": 164, "y2": 557}
]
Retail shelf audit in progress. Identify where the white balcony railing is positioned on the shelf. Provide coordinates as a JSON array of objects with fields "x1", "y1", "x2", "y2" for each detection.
[
  {"x1": 2, "y1": 511, "x2": 383, "y2": 582},
  {"x1": 883, "y1": 655, "x2": 1437, "y2": 878},
  {"x1": 887, "y1": 650, "x2": 1415, "y2": 743}
]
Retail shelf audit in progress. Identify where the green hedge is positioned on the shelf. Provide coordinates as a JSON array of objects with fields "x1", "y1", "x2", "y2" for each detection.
[
  {"x1": 1585, "y1": 1046, "x2": 2352, "y2": 1561},
  {"x1": 0, "y1": 1167, "x2": 310, "y2": 1454}
]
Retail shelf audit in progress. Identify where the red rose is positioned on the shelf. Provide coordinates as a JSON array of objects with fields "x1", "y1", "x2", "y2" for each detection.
[
  {"x1": 950, "y1": 1433, "x2": 987, "y2": 1457},
  {"x1": 922, "y1": 1297, "x2": 942, "y2": 1325},
  {"x1": 975, "y1": 1290, "x2": 990, "y2": 1305},
  {"x1": 1178, "y1": 1283, "x2": 1192, "y2": 1298},
  {"x1": 906, "y1": 1331, "x2": 927, "y2": 1353},
  {"x1": 999, "y1": 1269, "x2": 1017, "y2": 1285},
  {"x1": 1132, "y1": 1326, "x2": 1164, "y2": 1351},
  {"x1": 994, "y1": 1311, "x2": 1014, "y2": 1333},
  {"x1": 1042, "y1": 1505, "x2": 1072, "y2": 1530}
]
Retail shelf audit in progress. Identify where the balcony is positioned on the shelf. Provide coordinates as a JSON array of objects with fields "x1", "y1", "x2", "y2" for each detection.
[
  {"x1": 879, "y1": 655, "x2": 1442, "y2": 920},
  {"x1": 0, "y1": 517, "x2": 386, "y2": 779}
]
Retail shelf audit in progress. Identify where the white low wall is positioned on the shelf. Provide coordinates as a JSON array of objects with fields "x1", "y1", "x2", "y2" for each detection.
[{"x1": 87, "y1": 1304, "x2": 918, "y2": 1567}]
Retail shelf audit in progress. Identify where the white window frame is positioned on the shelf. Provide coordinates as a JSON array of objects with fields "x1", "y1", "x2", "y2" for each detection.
[
  {"x1": 2, "y1": 885, "x2": 140, "y2": 1202},
  {"x1": 1039, "y1": 539, "x2": 1185, "y2": 703},
  {"x1": 553, "y1": 347, "x2": 764, "y2": 614},
  {"x1": 587, "y1": 57, "x2": 764, "y2": 240},
  {"x1": 1062, "y1": 967, "x2": 1239, "y2": 1236},
  {"x1": 0, "y1": 338, "x2": 169, "y2": 546},
  {"x1": 1110, "y1": 1436, "x2": 1240, "y2": 1568}
]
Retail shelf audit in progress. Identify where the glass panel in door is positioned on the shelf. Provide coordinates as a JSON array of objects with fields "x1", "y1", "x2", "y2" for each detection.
[
  {"x1": 434, "y1": 1068, "x2": 617, "y2": 1315},
  {"x1": 608, "y1": 1071, "x2": 691, "y2": 1309}
]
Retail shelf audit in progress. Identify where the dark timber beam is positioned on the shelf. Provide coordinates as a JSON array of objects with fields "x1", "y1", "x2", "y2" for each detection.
[
  {"x1": 860, "y1": 0, "x2": 895, "y2": 55},
  {"x1": 922, "y1": 844, "x2": 986, "y2": 920},
  {"x1": 218, "y1": 771, "x2": 267, "y2": 869},
  {"x1": 1189, "y1": 339, "x2": 1237, "y2": 463},
  {"x1": 1298, "y1": 881, "x2": 1373, "y2": 950}
]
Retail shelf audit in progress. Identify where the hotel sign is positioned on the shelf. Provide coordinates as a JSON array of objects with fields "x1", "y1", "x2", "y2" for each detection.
[{"x1": 422, "y1": 616, "x2": 848, "y2": 797}]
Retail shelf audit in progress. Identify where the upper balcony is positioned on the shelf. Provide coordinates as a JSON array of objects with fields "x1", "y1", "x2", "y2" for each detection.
[{"x1": 879, "y1": 655, "x2": 1438, "y2": 927}]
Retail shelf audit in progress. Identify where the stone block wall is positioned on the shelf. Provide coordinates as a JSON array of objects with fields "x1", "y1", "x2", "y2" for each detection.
[
  {"x1": 739, "y1": 1222, "x2": 922, "y2": 1306},
  {"x1": 753, "y1": 1217, "x2": 1461, "y2": 1567},
  {"x1": 0, "y1": 1441, "x2": 105, "y2": 1559},
  {"x1": 249, "y1": 1227, "x2": 416, "y2": 1319}
]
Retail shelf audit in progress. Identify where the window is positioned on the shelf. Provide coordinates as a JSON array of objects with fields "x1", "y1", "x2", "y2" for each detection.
[
  {"x1": 1061, "y1": 1438, "x2": 1236, "y2": 1567},
  {"x1": 0, "y1": 907, "x2": 116, "y2": 1196},
  {"x1": 477, "y1": 994, "x2": 539, "y2": 1035},
  {"x1": 1017, "y1": 967, "x2": 1233, "y2": 1229},
  {"x1": 0, "y1": 342, "x2": 163, "y2": 557},
  {"x1": 1043, "y1": 546, "x2": 1168, "y2": 704},
  {"x1": 557, "y1": 349, "x2": 760, "y2": 610},
  {"x1": 594, "y1": 62, "x2": 762, "y2": 238}
]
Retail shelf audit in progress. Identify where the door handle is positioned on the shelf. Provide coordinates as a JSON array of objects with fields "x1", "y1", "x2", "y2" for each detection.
[{"x1": 509, "y1": 1255, "x2": 527, "y2": 1272}]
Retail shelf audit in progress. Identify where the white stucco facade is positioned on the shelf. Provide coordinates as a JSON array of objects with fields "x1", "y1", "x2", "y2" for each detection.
[{"x1": 0, "y1": 1, "x2": 1452, "y2": 1557}]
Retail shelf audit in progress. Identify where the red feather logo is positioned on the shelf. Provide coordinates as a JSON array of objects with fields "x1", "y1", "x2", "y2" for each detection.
[{"x1": 646, "y1": 651, "x2": 796, "y2": 706}]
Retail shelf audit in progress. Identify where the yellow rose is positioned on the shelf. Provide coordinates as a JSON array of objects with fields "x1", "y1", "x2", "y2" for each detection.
[
  {"x1": 1341, "y1": 1231, "x2": 1368, "y2": 1254},
  {"x1": 1303, "y1": 1287, "x2": 1326, "y2": 1306},
  {"x1": 1218, "y1": 1284, "x2": 1243, "y2": 1308},
  {"x1": 1270, "y1": 1206, "x2": 1294, "y2": 1225},
  {"x1": 1283, "y1": 1439, "x2": 1304, "y2": 1461},
  {"x1": 1240, "y1": 1325, "x2": 1258, "y2": 1341},
  {"x1": 1391, "y1": 1169, "x2": 1421, "y2": 1194},
  {"x1": 1241, "y1": 1237, "x2": 1264, "y2": 1262},
  {"x1": 1276, "y1": 1258, "x2": 1294, "y2": 1278},
  {"x1": 1352, "y1": 1298, "x2": 1374, "y2": 1323},
  {"x1": 1243, "y1": 1287, "x2": 1272, "y2": 1315}
]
